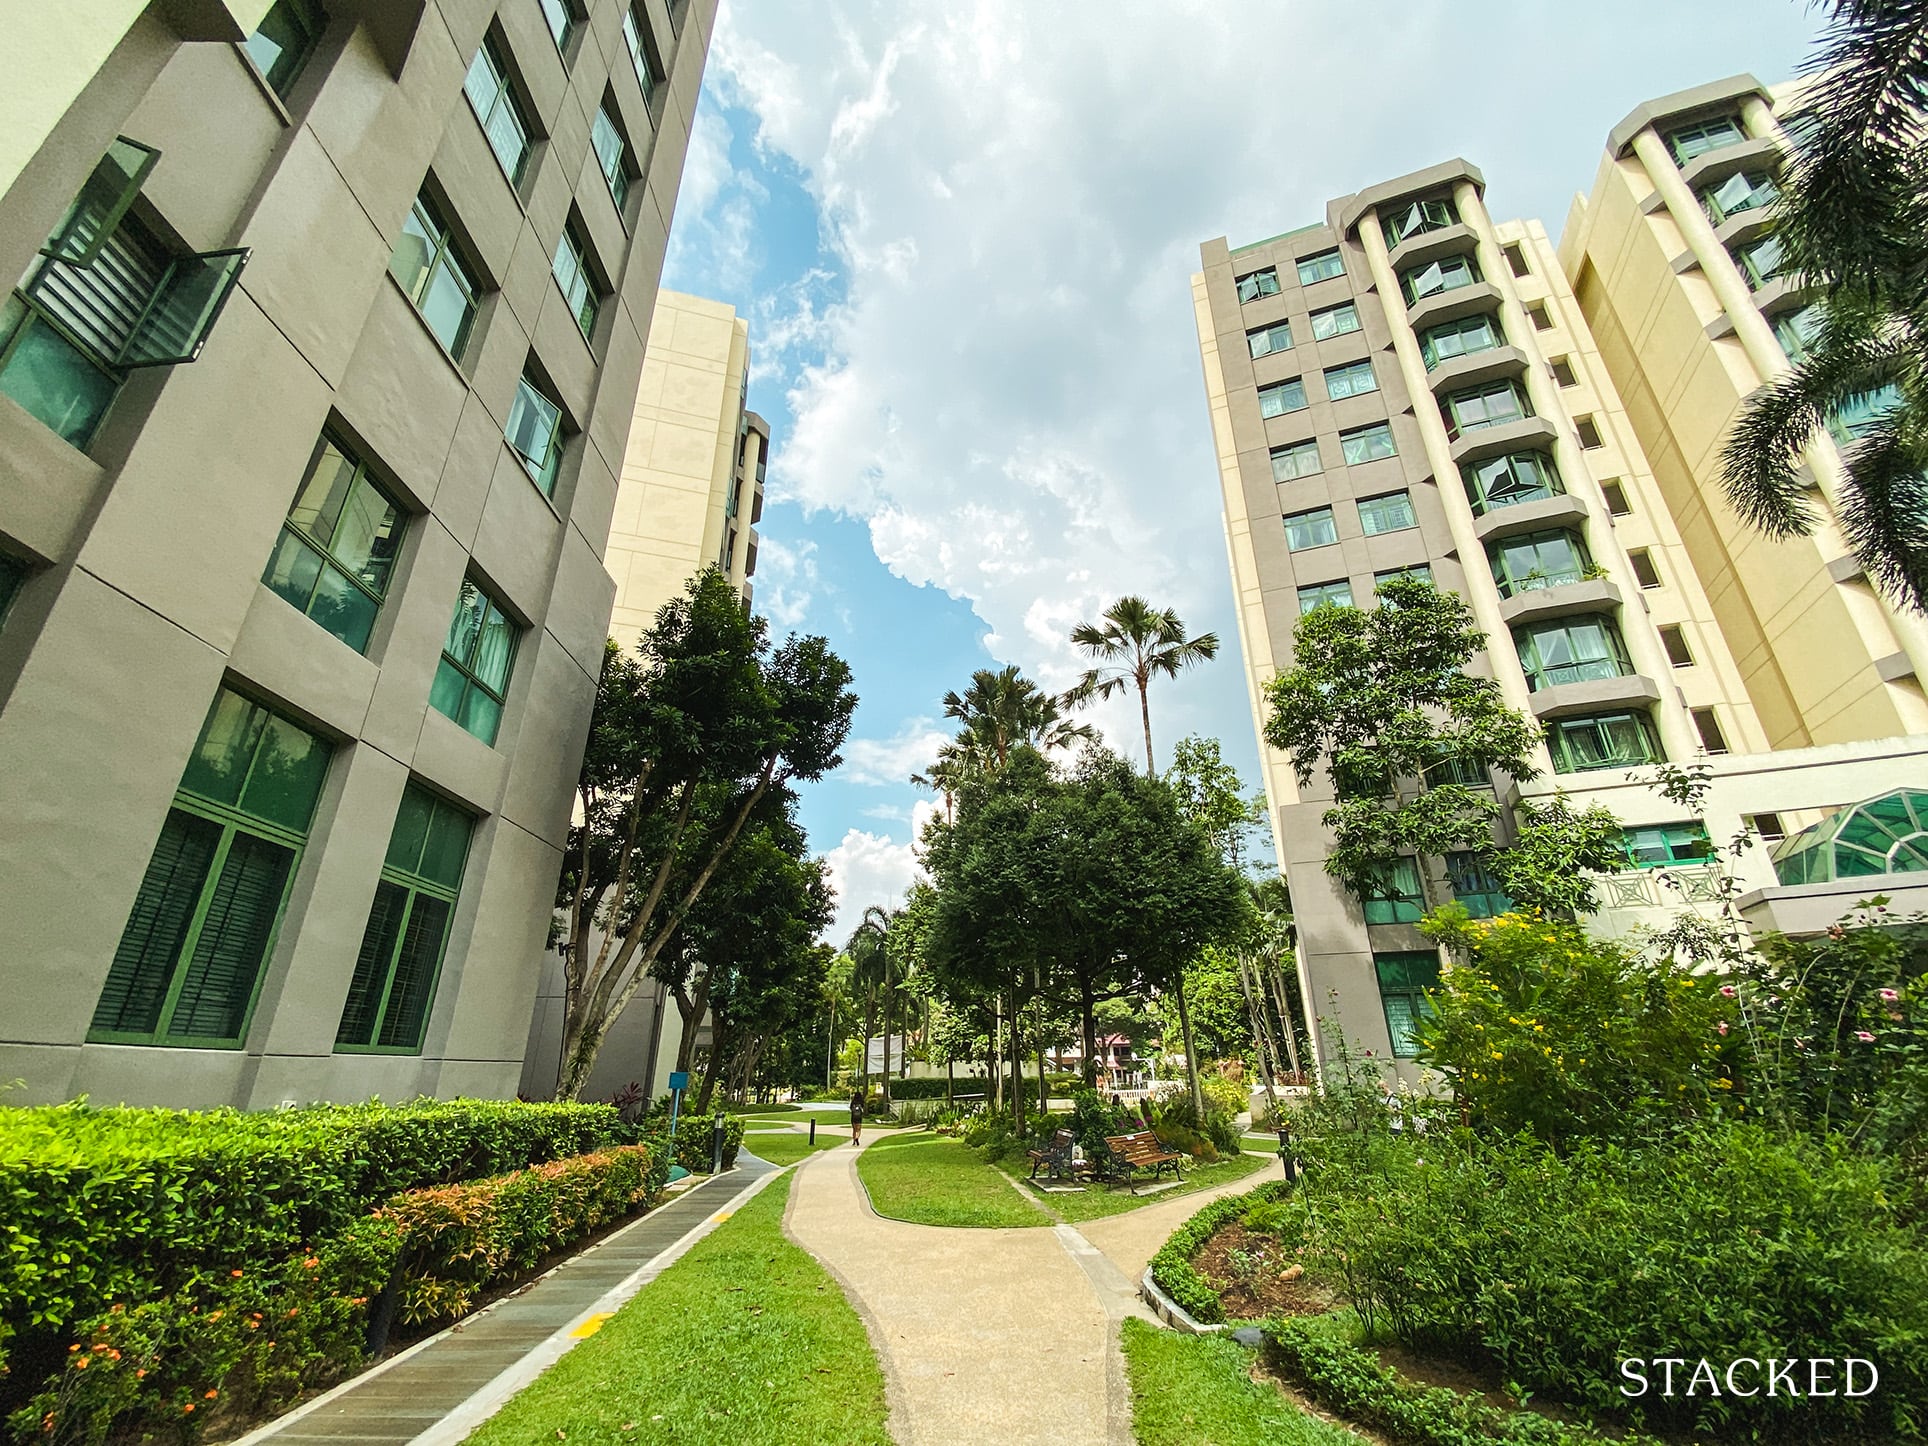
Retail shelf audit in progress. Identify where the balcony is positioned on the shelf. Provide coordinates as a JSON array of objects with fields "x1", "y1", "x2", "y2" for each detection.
[
  {"x1": 1496, "y1": 576, "x2": 1624, "y2": 627},
  {"x1": 1426, "y1": 344, "x2": 1528, "y2": 398},
  {"x1": 1449, "y1": 413, "x2": 1559, "y2": 468},
  {"x1": 1528, "y1": 671, "x2": 1664, "y2": 720},
  {"x1": 1470, "y1": 490, "x2": 1589, "y2": 542},
  {"x1": 1712, "y1": 206, "x2": 1776, "y2": 251},
  {"x1": 1678, "y1": 134, "x2": 1783, "y2": 194},
  {"x1": 1388, "y1": 221, "x2": 1481, "y2": 277},
  {"x1": 1404, "y1": 279, "x2": 1503, "y2": 333}
]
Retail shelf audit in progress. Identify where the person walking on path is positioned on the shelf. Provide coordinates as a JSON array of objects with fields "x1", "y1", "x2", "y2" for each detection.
[{"x1": 849, "y1": 1087, "x2": 865, "y2": 1145}]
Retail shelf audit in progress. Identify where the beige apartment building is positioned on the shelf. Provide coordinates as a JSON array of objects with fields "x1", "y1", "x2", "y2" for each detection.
[
  {"x1": 1196, "y1": 102, "x2": 1928, "y2": 1076},
  {"x1": 0, "y1": 0, "x2": 715, "y2": 1107},
  {"x1": 520, "y1": 287, "x2": 766, "y2": 1103}
]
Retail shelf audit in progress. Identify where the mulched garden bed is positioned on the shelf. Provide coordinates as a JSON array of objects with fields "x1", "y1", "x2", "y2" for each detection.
[{"x1": 1191, "y1": 1221, "x2": 1334, "y2": 1321}]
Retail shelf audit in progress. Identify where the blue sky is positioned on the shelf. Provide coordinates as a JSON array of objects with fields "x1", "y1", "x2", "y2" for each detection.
[{"x1": 657, "y1": 1, "x2": 1817, "y2": 940}]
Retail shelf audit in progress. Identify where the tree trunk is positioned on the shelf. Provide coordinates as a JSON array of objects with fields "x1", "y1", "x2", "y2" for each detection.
[
  {"x1": 863, "y1": 990, "x2": 876, "y2": 1099},
  {"x1": 1137, "y1": 677, "x2": 1156, "y2": 778},
  {"x1": 1175, "y1": 978, "x2": 1206, "y2": 1121},
  {"x1": 1080, "y1": 982, "x2": 1098, "y2": 1090},
  {"x1": 880, "y1": 978, "x2": 893, "y2": 1107},
  {"x1": 1237, "y1": 954, "x2": 1280, "y2": 1119},
  {"x1": 1008, "y1": 990, "x2": 1024, "y2": 1136},
  {"x1": 991, "y1": 998, "x2": 1003, "y2": 1112},
  {"x1": 946, "y1": 1055, "x2": 954, "y2": 1107},
  {"x1": 824, "y1": 1004, "x2": 835, "y2": 1090},
  {"x1": 1267, "y1": 957, "x2": 1306, "y2": 1082},
  {"x1": 693, "y1": 1018, "x2": 726, "y2": 1113},
  {"x1": 1036, "y1": 1011, "x2": 1047, "y2": 1117}
]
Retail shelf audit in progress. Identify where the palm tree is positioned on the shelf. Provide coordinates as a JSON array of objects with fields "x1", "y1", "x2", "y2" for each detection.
[
  {"x1": 910, "y1": 734, "x2": 991, "y2": 821},
  {"x1": 1718, "y1": 0, "x2": 1928, "y2": 611},
  {"x1": 940, "y1": 666, "x2": 1093, "y2": 768},
  {"x1": 847, "y1": 906, "x2": 894, "y2": 1107},
  {"x1": 1066, "y1": 596, "x2": 1220, "y2": 776}
]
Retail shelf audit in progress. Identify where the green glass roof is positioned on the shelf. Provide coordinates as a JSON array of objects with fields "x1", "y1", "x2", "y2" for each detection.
[{"x1": 1770, "y1": 788, "x2": 1928, "y2": 886}]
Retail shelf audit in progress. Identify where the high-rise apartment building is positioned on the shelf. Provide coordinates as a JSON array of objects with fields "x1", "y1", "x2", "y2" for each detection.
[
  {"x1": 520, "y1": 287, "x2": 768, "y2": 1102},
  {"x1": 0, "y1": 0, "x2": 714, "y2": 1107},
  {"x1": 1197, "y1": 135, "x2": 1928, "y2": 1076}
]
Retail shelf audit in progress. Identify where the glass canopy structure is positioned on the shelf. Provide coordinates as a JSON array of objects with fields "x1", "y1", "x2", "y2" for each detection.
[{"x1": 1770, "y1": 789, "x2": 1928, "y2": 885}]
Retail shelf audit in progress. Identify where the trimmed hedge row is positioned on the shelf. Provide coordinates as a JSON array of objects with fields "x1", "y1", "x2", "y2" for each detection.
[
  {"x1": 1265, "y1": 1313, "x2": 1650, "y2": 1446},
  {"x1": 1146, "y1": 1181, "x2": 1290, "y2": 1325}
]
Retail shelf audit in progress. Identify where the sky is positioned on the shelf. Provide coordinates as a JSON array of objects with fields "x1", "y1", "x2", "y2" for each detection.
[{"x1": 655, "y1": 0, "x2": 1818, "y2": 942}]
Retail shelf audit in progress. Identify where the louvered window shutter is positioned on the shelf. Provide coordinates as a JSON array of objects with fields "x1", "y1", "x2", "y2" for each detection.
[
  {"x1": 93, "y1": 809, "x2": 220, "y2": 1036},
  {"x1": 165, "y1": 831, "x2": 293, "y2": 1040}
]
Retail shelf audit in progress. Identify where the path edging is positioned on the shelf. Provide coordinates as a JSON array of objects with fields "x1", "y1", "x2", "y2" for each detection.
[{"x1": 1138, "y1": 1266, "x2": 1228, "y2": 1335}]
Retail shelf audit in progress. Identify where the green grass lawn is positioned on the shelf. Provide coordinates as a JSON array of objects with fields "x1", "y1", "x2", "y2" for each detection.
[
  {"x1": 724, "y1": 1102, "x2": 803, "y2": 1116},
  {"x1": 855, "y1": 1131, "x2": 1048, "y2": 1228},
  {"x1": 1122, "y1": 1317, "x2": 1354, "y2": 1445},
  {"x1": 1242, "y1": 1134, "x2": 1285, "y2": 1154},
  {"x1": 466, "y1": 1172, "x2": 888, "y2": 1446},
  {"x1": 1034, "y1": 1148, "x2": 1274, "y2": 1223},
  {"x1": 739, "y1": 1129, "x2": 846, "y2": 1166}
]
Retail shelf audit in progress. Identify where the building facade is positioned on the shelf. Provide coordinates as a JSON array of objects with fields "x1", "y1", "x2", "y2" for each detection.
[
  {"x1": 0, "y1": 0, "x2": 715, "y2": 1107},
  {"x1": 519, "y1": 287, "x2": 766, "y2": 1104},
  {"x1": 1196, "y1": 127, "x2": 1928, "y2": 1078}
]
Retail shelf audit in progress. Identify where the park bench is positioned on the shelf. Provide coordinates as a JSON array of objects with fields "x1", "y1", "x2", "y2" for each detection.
[
  {"x1": 1104, "y1": 1130, "x2": 1184, "y2": 1194},
  {"x1": 1027, "y1": 1128, "x2": 1081, "y2": 1181}
]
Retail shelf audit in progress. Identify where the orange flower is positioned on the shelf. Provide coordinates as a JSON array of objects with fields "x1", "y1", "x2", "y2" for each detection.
[
  {"x1": 231, "y1": 1269, "x2": 244, "y2": 1278},
  {"x1": 205, "y1": 1390, "x2": 218, "y2": 1400},
  {"x1": 302, "y1": 1257, "x2": 319, "y2": 1270},
  {"x1": 184, "y1": 1404, "x2": 195, "y2": 1414},
  {"x1": 68, "y1": 1345, "x2": 79, "y2": 1354},
  {"x1": 136, "y1": 1370, "x2": 147, "y2": 1380},
  {"x1": 75, "y1": 1358, "x2": 89, "y2": 1370}
]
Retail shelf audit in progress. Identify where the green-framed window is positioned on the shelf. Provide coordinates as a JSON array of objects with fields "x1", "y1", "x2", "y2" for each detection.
[
  {"x1": 1400, "y1": 253, "x2": 1479, "y2": 306},
  {"x1": 1443, "y1": 378, "x2": 1530, "y2": 439},
  {"x1": 506, "y1": 370, "x2": 564, "y2": 494},
  {"x1": 1340, "y1": 421, "x2": 1396, "y2": 465},
  {"x1": 1547, "y1": 709, "x2": 1663, "y2": 774},
  {"x1": 1297, "y1": 578, "x2": 1352, "y2": 612},
  {"x1": 1362, "y1": 857, "x2": 1424, "y2": 925},
  {"x1": 1732, "y1": 234, "x2": 1785, "y2": 291},
  {"x1": 1235, "y1": 267, "x2": 1281, "y2": 303},
  {"x1": 91, "y1": 688, "x2": 331, "y2": 1047},
  {"x1": 0, "y1": 550, "x2": 28, "y2": 626},
  {"x1": 1461, "y1": 449, "x2": 1561, "y2": 514},
  {"x1": 1419, "y1": 313, "x2": 1501, "y2": 369},
  {"x1": 1357, "y1": 490, "x2": 1414, "y2": 536},
  {"x1": 1375, "y1": 951, "x2": 1439, "y2": 1058},
  {"x1": 537, "y1": 0, "x2": 576, "y2": 54},
  {"x1": 336, "y1": 783, "x2": 473, "y2": 1052},
  {"x1": 623, "y1": 4, "x2": 660, "y2": 103},
  {"x1": 243, "y1": 0, "x2": 327, "y2": 98},
  {"x1": 1324, "y1": 358, "x2": 1376, "y2": 401},
  {"x1": 1247, "y1": 319, "x2": 1292, "y2": 358},
  {"x1": 1382, "y1": 196, "x2": 1457, "y2": 249},
  {"x1": 1488, "y1": 527, "x2": 1590, "y2": 596},
  {"x1": 1423, "y1": 751, "x2": 1487, "y2": 788},
  {"x1": 1827, "y1": 384, "x2": 1901, "y2": 445},
  {"x1": 1699, "y1": 169, "x2": 1778, "y2": 226},
  {"x1": 551, "y1": 223, "x2": 599, "y2": 341},
  {"x1": 1667, "y1": 115, "x2": 1745, "y2": 165},
  {"x1": 1309, "y1": 301, "x2": 1359, "y2": 340},
  {"x1": 432, "y1": 577, "x2": 518, "y2": 745},
  {"x1": 1296, "y1": 249, "x2": 1343, "y2": 285},
  {"x1": 1621, "y1": 822, "x2": 1715, "y2": 870},
  {"x1": 1284, "y1": 506, "x2": 1337, "y2": 551},
  {"x1": 591, "y1": 103, "x2": 632, "y2": 213},
  {"x1": 263, "y1": 432, "x2": 403, "y2": 651},
  {"x1": 1773, "y1": 304, "x2": 1820, "y2": 363},
  {"x1": 1270, "y1": 438, "x2": 1321, "y2": 481},
  {"x1": 1375, "y1": 563, "x2": 1432, "y2": 593},
  {"x1": 389, "y1": 192, "x2": 479, "y2": 359},
  {"x1": 464, "y1": 39, "x2": 531, "y2": 186},
  {"x1": 1446, "y1": 851, "x2": 1511, "y2": 918},
  {"x1": 1513, "y1": 614, "x2": 1632, "y2": 691},
  {"x1": 1258, "y1": 377, "x2": 1306, "y2": 418}
]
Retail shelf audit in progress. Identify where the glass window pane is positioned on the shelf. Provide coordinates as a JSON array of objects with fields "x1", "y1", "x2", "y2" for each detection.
[
  {"x1": 1271, "y1": 440, "x2": 1320, "y2": 481},
  {"x1": 484, "y1": 99, "x2": 529, "y2": 183},
  {"x1": 458, "y1": 685, "x2": 504, "y2": 744},
  {"x1": 264, "y1": 529, "x2": 325, "y2": 613},
  {"x1": 389, "y1": 204, "x2": 436, "y2": 303},
  {"x1": 1341, "y1": 424, "x2": 1396, "y2": 464},
  {"x1": 117, "y1": 248, "x2": 247, "y2": 368},
  {"x1": 419, "y1": 801, "x2": 473, "y2": 890},
  {"x1": 286, "y1": 439, "x2": 359, "y2": 546},
  {"x1": 239, "y1": 710, "x2": 332, "y2": 831},
  {"x1": 1259, "y1": 379, "x2": 1305, "y2": 417},
  {"x1": 331, "y1": 475, "x2": 400, "y2": 595},
  {"x1": 307, "y1": 563, "x2": 379, "y2": 650},
  {"x1": 0, "y1": 312, "x2": 120, "y2": 447},
  {"x1": 445, "y1": 579, "x2": 487, "y2": 662},
  {"x1": 166, "y1": 830, "x2": 293, "y2": 1041},
  {"x1": 538, "y1": 0, "x2": 574, "y2": 49},
  {"x1": 93, "y1": 808, "x2": 221, "y2": 1036},
  {"x1": 1358, "y1": 492, "x2": 1414, "y2": 535},
  {"x1": 472, "y1": 601, "x2": 515, "y2": 691},
  {"x1": 244, "y1": 0, "x2": 324, "y2": 96},
  {"x1": 1297, "y1": 250, "x2": 1343, "y2": 285},
  {"x1": 507, "y1": 377, "x2": 561, "y2": 486},
  {"x1": 419, "y1": 257, "x2": 475, "y2": 357},
  {"x1": 181, "y1": 690, "x2": 267, "y2": 806},
  {"x1": 386, "y1": 785, "x2": 435, "y2": 875},
  {"x1": 430, "y1": 656, "x2": 470, "y2": 722},
  {"x1": 464, "y1": 47, "x2": 503, "y2": 121}
]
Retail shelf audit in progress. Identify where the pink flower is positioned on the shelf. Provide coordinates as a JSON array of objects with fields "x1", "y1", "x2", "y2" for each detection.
[
  {"x1": 1719, "y1": 985, "x2": 1738, "y2": 998},
  {"x1": 1854, "y1": 1030, "x2": 1875, "y2": 1043},
  {"x1": 1878, "y1": 988, "x2": 1899, "y2": 1003},
  {"x1": 1716, "y1": 1021, "x2": 1729, "y2": 1036}
]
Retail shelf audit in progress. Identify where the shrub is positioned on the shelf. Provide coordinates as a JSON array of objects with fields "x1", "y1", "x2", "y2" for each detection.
[
  {"x1": 1068, "y1": 1089, "x2": 1131, "y2": 1157},
  {"x1": 382, "y1": 1142, "x2": 670, "y2": 1325},
  {"x1": 1295, "y1": 1123, "x2": 1927, "y2": 1441},
  {"x1": 0, "y1": 1098, "x2": 625, "y2": 1380},
  {"x1": 1151, "y1": 1121, "x2": 1218, "y2": 1162},
  {"x1": 961, "y1": 1108, "x2": 1018, "y2": 1158},
  {"x1": 657, "y1": 1113, "x2": 744, "y2": 1173},
  {"x1": 1266, "y1": 1312, "x2": 1647, "y2": 1446},
  {"x1": 1147, "y1": 1182, "x2": 1292, "y2": 1325}
]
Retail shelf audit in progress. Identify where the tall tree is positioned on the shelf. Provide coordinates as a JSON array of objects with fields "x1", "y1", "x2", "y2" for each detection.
[
  {"x1": 1066, "y1": 596, "x2": 1220, "y2": 776},
  {"x1": 1167, "y1": 734, "x2": 1268, "y2": 873},
  {"x1": 1718, "y1": 0, "x2": 1928, "y2": 610},
  {"x1": 1262, "y1": 575, "x2": 1540, "y2": 910},
  {"x1": 552, "y1": 569, "x2": 857, "y2": 1100},
  {"x1": 940, "y1": 666, "x2": 1092, "y2": 768},
  {"x1": 847, "y1": 905, "x2": 897, "y2": 1106}
]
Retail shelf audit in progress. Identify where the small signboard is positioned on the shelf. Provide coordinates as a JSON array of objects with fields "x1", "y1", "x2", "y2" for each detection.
[{"x1": 668, "y1": 1070, "x2": 689, "y2": 1092}]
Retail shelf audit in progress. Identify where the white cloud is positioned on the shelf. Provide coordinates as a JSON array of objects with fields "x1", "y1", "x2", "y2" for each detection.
[
  {"x1": 699, "y1": 0, "x2": 1810, "y2": 767},
  {"x1": 750, "y1": 534, "x2": 820, "y2": 629},
  {"x1": 664, "y1": 83, "x2": 768, "y2": 293},
  {"x1": 819, "y1": 798, "x2": 939, "y2": 941},
  {"x1": 839, "y1": 715, "x2": 949, "y2": 786}
]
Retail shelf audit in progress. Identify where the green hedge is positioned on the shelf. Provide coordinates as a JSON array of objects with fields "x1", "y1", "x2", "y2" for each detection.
[
  {"x1": 0, "y1": 1100, "x2": 626, "y2": 1356},
  {"x1": 1266, "y1": 1313, "x2": 1646, "y2": 1446},
  {"x1": 665, "y1": 1113, "x2": 744, "y2": 1173},
  {"x1": 1146, "y1": 1182, "x2": 1290, "y2": 1325},
  {"x1": 383, "y1": 1142, "x2": 671, "y2": 1325}
]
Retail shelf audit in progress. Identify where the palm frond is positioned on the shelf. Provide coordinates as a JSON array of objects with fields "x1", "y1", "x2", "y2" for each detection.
[{"x1": 1834, "y1": 415, "x2": 1928, "y2": 608}]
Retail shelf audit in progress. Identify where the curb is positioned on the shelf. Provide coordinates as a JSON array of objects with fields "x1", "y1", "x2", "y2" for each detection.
[{"x1": 1138, "y1": 1267, "x2": 1227, "y2": 1335}]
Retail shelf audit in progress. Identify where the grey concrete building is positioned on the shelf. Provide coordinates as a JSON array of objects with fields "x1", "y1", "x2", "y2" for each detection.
[{"x1": 0, "y1": 0, "x2": 715, "y2": 1107}]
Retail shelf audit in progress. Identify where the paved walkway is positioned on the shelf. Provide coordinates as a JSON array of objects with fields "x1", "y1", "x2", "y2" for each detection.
[
  {"x1": 782, "y1": 1140, "x2": 1281, "y2": 1446},
  {"x1": 233, "y1": 1158, "x2": 776, "y2": 1445}
]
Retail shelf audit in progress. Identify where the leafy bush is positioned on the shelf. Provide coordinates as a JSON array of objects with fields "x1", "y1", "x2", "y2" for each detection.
[
  {"x1": 961, "y1": 1108, "x2": 1018, "y2": 1158},
  {"x1": 1068, "y1": 1089, "x2": 1131, "y2": 1156},
  {"x1": 1151, "y1": 1121, "x2": 1218, "y2": 1162},
  {"x1": 1294, "y1": 1123, "x2": 1927, "y2": 1441},
  {"x1": 0, "y1": 1099, "x2": 625, "y2": 1376},
  {"x1": 383, "y1": 1142, "x2": 670, "y2": 1324},
  {"x1": 659, "y1": 1113, "x2": 744, "y2": 1173},
  {"x1": 1146, "y1": 1182, "x2": 1292, "y2": 1325},
  {"x1": 1266, "y1": 1312, "x2": 1647, "y2": 1446}
]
